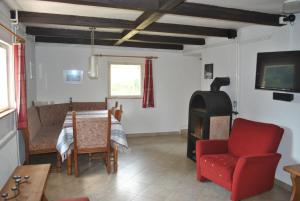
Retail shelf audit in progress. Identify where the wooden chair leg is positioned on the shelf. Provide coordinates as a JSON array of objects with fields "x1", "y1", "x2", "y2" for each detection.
[
  {"x1": 56, "y1": 152, "x2": 62, "y2": 173},
  {"x1": 67, "y1": 152, "x2": 72, "y2": 176},
  {"x1": 74, "y1": 152, "x2": 79, "y2": 177},
  {"x1": 106, "y1": 152, "x2": 111, "y2": 174},
  {"x1": 114, "y1": 145, "x2": 118, "y2": 173}
]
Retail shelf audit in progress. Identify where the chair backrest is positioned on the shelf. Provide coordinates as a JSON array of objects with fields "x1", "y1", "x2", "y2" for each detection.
[
  {"x1": 71, "y1": 102, "x2": 107, "y2": 111},
  {"x1": 228, "y1": 118, "x2": 284, "y2": 157},
  {"x1": 72, "y1": 110, "x2": 111, "y2": 151},
  {"x1": 114, "y1": 105, "x2": 123, "y2": 122}
]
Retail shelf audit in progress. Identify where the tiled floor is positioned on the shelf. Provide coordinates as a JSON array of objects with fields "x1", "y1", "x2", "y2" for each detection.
[{"x1": 40, "y1": 135, "x2": 290, "y2": 201}]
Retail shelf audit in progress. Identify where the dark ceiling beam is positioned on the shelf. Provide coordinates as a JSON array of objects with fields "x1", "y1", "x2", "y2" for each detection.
[
  {"x1": 35, "y1": 36, "x2": 184, "y2": 50},
  {"x1": 26, "y1": 26, "x2": 121, "y2": 39},
  {"x1": 146, "y1": 23, "x2": 237, "y2": 38},
  {"x1": 26, "y1": 26, "x2": 206, "y2": 45},
  {"x1": 114, "y1": 0, "x2": 185, "y2": 45},
  {"x1": 36, "y1": 0, "x2": 283, "y2": 26},
  {"x1": 131, "y1": 34, "x2": 205, "y2": 45},
  {"x1": 18, "y1": 11, "x2": 236, "y2": 38},
  {"x1": 17, "y1": 11, "x2": 136, "y2": 29},
  {"x1": 169, "y1": 3, "x2": 283, "y2": 26}
]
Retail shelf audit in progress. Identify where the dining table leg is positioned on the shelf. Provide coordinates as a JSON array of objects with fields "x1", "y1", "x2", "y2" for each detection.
[{"x1": 67, "y1": 151, "x2": 72, "y2": 175}]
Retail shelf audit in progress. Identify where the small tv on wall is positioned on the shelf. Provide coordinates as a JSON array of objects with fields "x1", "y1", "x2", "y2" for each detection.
[{"x1": 255, "y1": 50, "x2": 300, "y2": 93}]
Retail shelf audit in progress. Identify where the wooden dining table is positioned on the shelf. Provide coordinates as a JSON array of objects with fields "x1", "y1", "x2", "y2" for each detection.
[{"x1": 56, "y1": 110, "x2": 128, "y2": 175}]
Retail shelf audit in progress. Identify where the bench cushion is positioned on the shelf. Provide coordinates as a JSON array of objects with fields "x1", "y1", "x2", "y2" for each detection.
[
  {"x1": 27, "y1": 107, "x2": 42, "y2": 141},
  {"x1": 30, "y1": 126, "x2": 62, "y2": 153},
  {"x1": 38, "y1": 104, "x2": 69, "y2": 127}
]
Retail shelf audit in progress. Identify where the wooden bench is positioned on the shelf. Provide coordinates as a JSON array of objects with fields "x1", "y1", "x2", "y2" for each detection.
[{"x1": 23, "y1": 100, "x2": 107, "y2": 165}]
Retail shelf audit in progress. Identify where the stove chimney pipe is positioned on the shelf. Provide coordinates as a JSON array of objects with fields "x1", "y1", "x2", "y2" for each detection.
[{"x1": 210, "y1": 77, "x2": 230, "y2": 92}]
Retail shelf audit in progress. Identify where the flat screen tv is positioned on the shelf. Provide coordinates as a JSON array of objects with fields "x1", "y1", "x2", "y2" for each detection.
[{"x1": 255, "y1": 51, "x2": 300, "y2": 93}]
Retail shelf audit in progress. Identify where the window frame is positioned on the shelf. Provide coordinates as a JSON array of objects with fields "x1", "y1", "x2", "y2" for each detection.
[
  {"x1": 0, "y1": 40, "x2": 14, "y2": 115},
  {"x1": 108, "y1": 62, "x2": 144, "y2": 99}
]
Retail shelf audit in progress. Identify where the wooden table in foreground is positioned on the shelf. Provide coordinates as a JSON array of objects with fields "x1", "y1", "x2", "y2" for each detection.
[
  {"x1": 284, "y1": 164, "x2": 300, "y2": 201},
  {"x1": 0, "y1": 164, "x2": 51, "y2": 201}
]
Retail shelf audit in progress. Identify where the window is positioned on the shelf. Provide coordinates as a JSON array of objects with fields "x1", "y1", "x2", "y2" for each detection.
[
  {"x1": 109, "y1": 63, "x2": 143, "y2": 98},
  {"x1": 0, "y1": 42, "x2": 10, "y2": 112}
]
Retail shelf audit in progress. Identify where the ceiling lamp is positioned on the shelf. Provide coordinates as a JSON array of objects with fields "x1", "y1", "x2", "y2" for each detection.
[{"x1": 88, "y1": 27, "x2": 99, "y2": 79}]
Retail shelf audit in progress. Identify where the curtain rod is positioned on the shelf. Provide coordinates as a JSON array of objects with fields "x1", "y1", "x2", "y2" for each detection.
[
  {"x1": 0, "y1": 22, "x2": 25, "y2": 43},
  {"x1": 93, "y1": 54, "x2": 158, "y2": 59}
]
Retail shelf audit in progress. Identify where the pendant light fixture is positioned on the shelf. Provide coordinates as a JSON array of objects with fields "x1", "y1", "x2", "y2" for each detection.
[{"x1": 88, "y1": 27, "x2": 99, "y2": 79}]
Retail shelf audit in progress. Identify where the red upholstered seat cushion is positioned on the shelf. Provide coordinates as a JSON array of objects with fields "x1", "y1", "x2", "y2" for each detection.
[
  {"x1": 56, "y1": 197, "x2": 90, "y2": 201},
  {"x1": 228, "y1": 118, "x2": 284, "y2": 157},
  {"x1": 200, "y1": 154, "x2": 238, "y2": 190}
]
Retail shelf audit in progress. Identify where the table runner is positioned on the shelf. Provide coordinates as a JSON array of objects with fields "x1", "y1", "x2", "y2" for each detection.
[{"x1": 56, "y1": 110, "x2": 128, "y2": 161}]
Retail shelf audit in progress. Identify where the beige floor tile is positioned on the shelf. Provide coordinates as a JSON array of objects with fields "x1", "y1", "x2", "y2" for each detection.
[{"x1": 29, "y1": 135, "x2": 291, "y2": 201}]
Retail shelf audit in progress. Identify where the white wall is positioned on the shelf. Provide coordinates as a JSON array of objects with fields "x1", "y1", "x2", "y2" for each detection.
[
  {"x1": 35, "y1": 44, "x2": 202, "y2": 134},
  {"x1": 238, "y1": 20, "x2": 300, "y2": 185},
  {"x1": 0, "y1": 1, "x2": 20, "y2": 188},
  {"x1": 199, "y1": 38, "x2": 238, "y2": 102},
  {"x1": 25, "y1": 36, "x2": 37, "y2": 108},
  {"x1": 0, "y1": 113, "x2": 19, "y2": 188},
  {"x1": 198, "y1": 16, "x2": 300, "y2": 185}
]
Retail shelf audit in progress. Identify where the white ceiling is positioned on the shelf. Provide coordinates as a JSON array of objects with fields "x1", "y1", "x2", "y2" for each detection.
[
  {"x1": 157, "y1": 14, "x2": 250, "y2": 29},
  {"x1": 3, "y1": 0, "x2": 287, "y2": 43}
]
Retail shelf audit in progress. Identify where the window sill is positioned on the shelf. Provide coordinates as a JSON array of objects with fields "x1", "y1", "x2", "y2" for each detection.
[{"x1": 0, "y1": 108, "x2": 16, "y2": 119}]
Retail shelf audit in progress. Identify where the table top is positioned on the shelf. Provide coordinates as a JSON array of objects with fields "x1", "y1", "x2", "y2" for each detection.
[
  {"x1": 0, "y1": 164, "x2": 51, "y2": 201},
  {"x1": 284, "y1": 164, "x2": 300, "y2": 176}
]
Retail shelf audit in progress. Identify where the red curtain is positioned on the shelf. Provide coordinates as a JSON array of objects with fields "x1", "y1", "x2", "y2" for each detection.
[
  {"x1": 142, "y1": 59, "x2": 154, "y2": 108},
  {"x1": 14, "y1": 43, "x2": 28, "y2": 129}
]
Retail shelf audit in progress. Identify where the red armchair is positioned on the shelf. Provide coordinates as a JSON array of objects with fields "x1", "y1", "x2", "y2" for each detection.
[{"x1": 196, "y1": 118, "x2": 284, "y2": 201}]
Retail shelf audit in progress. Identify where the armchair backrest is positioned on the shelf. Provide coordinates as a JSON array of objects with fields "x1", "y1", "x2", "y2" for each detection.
[{"x1": 228, "y1": 118, "x2": 284, "y2": 157}]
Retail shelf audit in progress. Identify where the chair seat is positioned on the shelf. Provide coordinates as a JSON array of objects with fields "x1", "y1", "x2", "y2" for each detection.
[{"x1": 200, "y1": 154, "x2": 238, "y2": 189}]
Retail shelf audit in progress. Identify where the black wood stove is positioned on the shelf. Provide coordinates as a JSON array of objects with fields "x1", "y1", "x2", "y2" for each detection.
[{"x1": 187, "y1": 77, "x2": 233, "y2": 161}]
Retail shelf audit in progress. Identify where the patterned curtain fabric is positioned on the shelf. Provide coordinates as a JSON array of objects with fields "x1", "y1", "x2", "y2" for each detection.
[
  {"x1": 14, "y1": 43, "x2": 28, "y2": 129},
  {"x1": 142, "y1": 59, "x2": 154, "y2": 108}
]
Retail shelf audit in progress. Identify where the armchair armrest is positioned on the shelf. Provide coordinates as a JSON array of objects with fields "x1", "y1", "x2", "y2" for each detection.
[
  {"x1": 196, "y1": 140, "x2": 228, "y2": 158},
  {"x1": 231, "y1": 153, "x2": 281, "y2": 201}
]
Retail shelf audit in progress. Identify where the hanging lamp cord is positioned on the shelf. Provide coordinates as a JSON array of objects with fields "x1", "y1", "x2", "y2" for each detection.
[{"x1": 90, "y1": 27, "x2": 96, "y2": 56}]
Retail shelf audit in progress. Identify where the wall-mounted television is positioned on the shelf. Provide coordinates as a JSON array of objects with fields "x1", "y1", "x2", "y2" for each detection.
[{"x1": 255, "y1": 51, "x2": 300, "y2": 93}]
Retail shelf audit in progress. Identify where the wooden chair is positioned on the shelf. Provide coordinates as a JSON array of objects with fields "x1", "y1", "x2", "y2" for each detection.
[
  {"x1": 72, "y1": 110, "x2": 112, "y2": 177},
  {"x1": 114, "y1": 104, "x2": 123, "y2": 122},
  {"x1": 111, "y1": 101, "x2": 123, "y2": 122}
]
